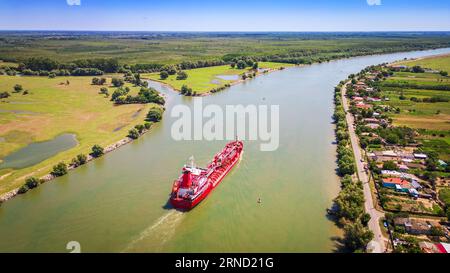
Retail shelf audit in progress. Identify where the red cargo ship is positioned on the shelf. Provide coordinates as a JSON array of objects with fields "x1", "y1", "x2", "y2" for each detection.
[{"x1": 170, "y1": 140, "x2": 243, "y2": 210}]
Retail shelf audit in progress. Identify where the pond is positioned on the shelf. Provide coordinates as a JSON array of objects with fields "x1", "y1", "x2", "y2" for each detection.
[{"x1": 0, "y1": 133, "x2": 78, "y2": 170}]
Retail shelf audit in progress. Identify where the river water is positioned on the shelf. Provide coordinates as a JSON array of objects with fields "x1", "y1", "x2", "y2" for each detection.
[{"x1": 1, "y1": 48, "x2": 449, "y2": 253}]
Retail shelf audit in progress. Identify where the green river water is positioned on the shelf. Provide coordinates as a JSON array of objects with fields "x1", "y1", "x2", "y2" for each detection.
[{"x1": 1, "y1": 48, "x2": 449, "y2": 252}]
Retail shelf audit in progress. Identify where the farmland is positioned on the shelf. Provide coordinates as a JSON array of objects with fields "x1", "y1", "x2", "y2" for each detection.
[
  {"x1": 398, "y1": 54, "x2": 450, "y2": 73},
  {"x1": 377, "y1": 72, "x2": 450, "y2": 130},
  {"x1": 0, "y1": 75, "x2": 161, "y2": 194}
]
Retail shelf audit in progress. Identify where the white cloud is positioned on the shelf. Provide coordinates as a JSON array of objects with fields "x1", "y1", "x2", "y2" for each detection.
[
  {"x1": 67, "y1": 0, "x2": 81, "y2": 6},
  {"x1": 367, "y1": 0, "x2": 381, "y2": 6}
]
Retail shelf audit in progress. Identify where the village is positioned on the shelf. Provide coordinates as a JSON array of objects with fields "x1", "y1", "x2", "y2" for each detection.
[{"x1": 344, "y1": 61, "x2": 450, "y2": 253}]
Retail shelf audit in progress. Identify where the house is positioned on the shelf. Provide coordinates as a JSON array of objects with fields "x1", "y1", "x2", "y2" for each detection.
[
  {"x1": 365, "y1": 123, "x2": 379, "y2": 129},
  {"x1": 405, "y1": 162, "x2": 426, "y2": 169},
  {"x1": 414, "y1": 153, "x2": 428, "y2": 159},
  {"x1": 382, "y1": 177, "x2": 411, "y2": 192},
  {"x1": 367, "y1": 97, "x2": 382, "y2": 102},
  {"x1": 352, "y1": 96, "x2": 364, "y2": 102},
  {"x1": 363, "y1": 118, "x2": 379, "y2": 124},
  {"x1": 420, "y1": 242, "x2": 450, "y2": 253},
  {"x1": 372, "y1": 112, "x2": 381, "y2": 117},
  {"x1": 356, "y1": 103, "x2": 372, "y2": 109},
  {"x1": 393, "y1": 218, "x2": 439, "y2": 235}
]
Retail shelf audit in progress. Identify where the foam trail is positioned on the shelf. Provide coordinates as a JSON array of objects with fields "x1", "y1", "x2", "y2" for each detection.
[{"x1": 122, "y1": 210, "x2": 184, "y2": 252}]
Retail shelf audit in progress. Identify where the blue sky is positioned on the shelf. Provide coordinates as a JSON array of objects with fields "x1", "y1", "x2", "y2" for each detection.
[{"x1": 0, "y1": 0, "x2": 449, "y2": 31}]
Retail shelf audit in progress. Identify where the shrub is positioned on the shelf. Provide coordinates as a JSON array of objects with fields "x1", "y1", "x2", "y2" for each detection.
[
  {"x1": 146, "y1": 107, "x2": 163, "y2": 122},
  {"x1": 111, "y1": 77, "x2": 124, "y2": 87},
  {"x1": 128, "y1": 128, "x2": 139, "y2": 139},
  {"x1": 51, "y1": 162, "x2": 68, "y2": 177},
  {"x1": 176, "y1": 70, "x2": 188, "y2": 80},
  {"x1": 91, "y1": 145, "x2": 104, "y2": 157},
  {"x1": 25, "y1": 177, "x2": 40, "y2": 189}
]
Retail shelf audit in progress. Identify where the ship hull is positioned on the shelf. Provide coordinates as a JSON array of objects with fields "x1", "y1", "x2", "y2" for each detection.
[{"x1": 170, "y1": 141, "x2": 243, "y2": 210}]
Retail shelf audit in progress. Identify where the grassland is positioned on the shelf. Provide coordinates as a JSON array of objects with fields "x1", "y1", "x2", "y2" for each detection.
[
  {"x1": 378, "y1": 72, "x2": 450, "y2": 130},
  {"x1": 142, "y1": 62, "x2": 292, "y2": 94},
  {"x1": 398, "y1": 53, "x2": 450, "y2": 72},
  {"x1": 0, "y1": 75, "x2": 160, "y2": 195},
  {"x1": 1, "y1": 31, "x2": 450, "y2": 65}
]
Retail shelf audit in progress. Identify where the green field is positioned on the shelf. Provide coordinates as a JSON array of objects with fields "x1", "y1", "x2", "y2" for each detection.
[
  {"x1": 398, "y1": 54, "x2": 450, "y2": 72},
  {"x1": 1, "y1": 32, "x2": 450, "y2": 65},
  {"x1": 0, "y1": 75, "x2": 161, "y2": 195},
  {"x1": 378, "y1": 71, "x2": 450, "y2": 130},
  {"x1": 142, "y1": 62, "x2": 292, "y2": 94}
]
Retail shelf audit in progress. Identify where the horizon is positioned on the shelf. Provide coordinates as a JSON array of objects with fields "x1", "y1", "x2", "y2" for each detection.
[{"x1": 1, "y1": 0, "x2": 449, "y2": 32}]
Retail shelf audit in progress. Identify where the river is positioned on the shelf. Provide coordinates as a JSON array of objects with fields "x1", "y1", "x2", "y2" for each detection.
[{"x1": 0, "y1": 48, "x2": 449, "y2": 252}]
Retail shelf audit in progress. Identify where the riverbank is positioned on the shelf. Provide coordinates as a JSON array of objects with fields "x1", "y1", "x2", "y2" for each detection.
[
  {"x1": 142, "y1": 62, "x2": 295, "y2": 96},
  {"x1": 0, "y1": 124, "x2": 157, "y2": 203}
]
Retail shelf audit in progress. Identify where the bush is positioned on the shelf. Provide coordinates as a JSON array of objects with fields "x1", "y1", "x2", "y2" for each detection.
[
  {"x1": 144, "y1": 122, "x2": 152, "y2": 130},
  {"x1": 51, "y1": 162, "x2": 68, "y2": 177},
  {"x1": 72, "y1": 154, "x2": 87, "y2": 167},
  {"x1": 146, "y1": 107, "x2": 163, "y2": 122},
  {"x1": 160, "y1": 70, "x2": 169, "y2": 80},
  {"x1": 18, "y1": 185, "x2": 29, "y2": 194},
  {"x1": 176, "y1": 70, "x2": 188, "y2": 80},
  {"x1": 111, "y1": 77, "x2": 124, "y2": 87},
  {"x1": 13, "y1": 84, "x2": 23, "y2": 92},
  {"x1": 128, "y1": 128, "x2": 140, "y2": 139},
  {"x1": 180, "y1": 84, "x2": 193, "y2": 95},
  {"x1": 25, "y1": 177, "x2": 40, "y2": 189},
  {"x1": 91, "y1": 144, "x2": 104, "y2": 157},
  {"x1": 134, "y1": 124, "x2": 145, "y2": 133}
]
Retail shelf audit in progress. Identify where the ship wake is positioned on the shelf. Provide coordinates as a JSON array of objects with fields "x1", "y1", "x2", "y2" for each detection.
[{"x1": 122, "y1": 210, "x2": 185, "y2": 252}]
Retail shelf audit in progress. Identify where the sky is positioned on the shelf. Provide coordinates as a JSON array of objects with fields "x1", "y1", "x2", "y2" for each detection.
[{"x1": 0, "y1": 0, "x2": 449, "y2": 31}]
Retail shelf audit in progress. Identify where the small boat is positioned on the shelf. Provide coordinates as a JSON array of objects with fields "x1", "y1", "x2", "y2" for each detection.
[{"x1": 170, "y1": 140, "x2": 244, "y2": 210}]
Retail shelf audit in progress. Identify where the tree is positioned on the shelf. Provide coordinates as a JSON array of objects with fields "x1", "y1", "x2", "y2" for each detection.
[
  {"x1": 176, "y1": 70, "x2": 188, "y2": 80},
  {"x1": 99, "y1": 87, "x2": 109, "y2": 96},
  {"x1": 382, "y1": 160, "x2": 398, "y2": 171},
  {"x1": 91, "y1": 144, "x2": 104, "y2": 157},
  {"x1": 13, "y1": 84, "x2": 23, "y2": 93},
  {"x1": 252, "y1": 62, "x2": 258, "y2": 70},
  {"x1": 146, "y1": 107, "x2": 163, "y2": 122},
  {"x1": 0, "y1": 91, "x2": 10, "y2": 99},
  {"x1": 128, "y1": 128, "x2": 140, "y2": 139},
  {"x1": 412, "y1": 66, "x2": 424, "y2": 73},
  {"x1": 25, "y1": 177, "x2": 40, "y2": 189},
  {"x1": 180, "y1": 84, "x2": 192, "y2": 96},
  {"x1": 343, "y1": 221, "x2": 374, "y2": 252},
  {"x1": 144, "y1": 122, "x2": 152, "y2": 130},
  {"x1": 134, "y1": 124, "x2": 145, "y2": 133},
  {"x1": 230, "y1": 62, "x2": 236, "y2": 68},
  {"x1": 439, "y1": 71, "x2": 448, "y2": 77},
  {"x1": 111, "y1": 78, "x2": 124, "y2": 87},
  {"x1": 160, "y1": 71, "x2": 169, "y2": 80},
  {"x1": 51, "y1": 162, "x2": 68, "y2": 177},
  {"x1": 91, "y1": 77, "x2": 100, "y2": 85},
  {"x1": 236, "y1": 60, "x2": 246, "y2": 69},
  {"x1": 72, "y1": 153, "x2": 87, "y2": 167}
]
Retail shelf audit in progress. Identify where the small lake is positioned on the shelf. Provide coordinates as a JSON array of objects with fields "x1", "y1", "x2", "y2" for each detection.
[{"x1": 0, "y1": 133, "x2": 78, "y2": 170}]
